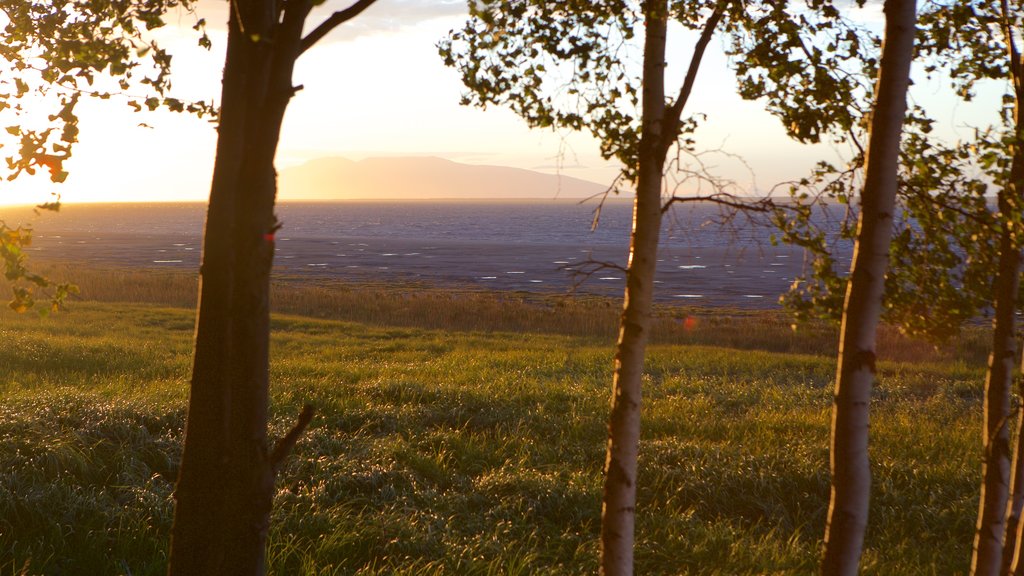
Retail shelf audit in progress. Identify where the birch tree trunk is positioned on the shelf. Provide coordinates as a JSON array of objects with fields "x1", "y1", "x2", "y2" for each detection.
[
  {"x1": 1005, "y1": 406, "x2": 1024, "y2": 575},
  {"x1": 999, "y1": 37, "x2": 1024, "y2": 576},
  {"x1": 820, "y1": 1, "x2": 916, "y2": 573},
  {"x1": 975, "y1": 160, "x2": 1023, "y2": 576},
  {"x1": 600, "y1": 4, "x2": 666, "y2": 574},
  {"x1": 598, "y1": 3, "x2": 725, "y2": 572}
]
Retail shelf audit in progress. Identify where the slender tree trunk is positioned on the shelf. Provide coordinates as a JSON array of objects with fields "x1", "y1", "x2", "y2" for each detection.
[
  {"x1": 820, "y1": 1, "x2": 915, "y2": 574},
  {"x1": 600, "y1": 3, "x2": 666, "y2": 574},
  {"x1": 1000, "y1": 50, "x2": 1024, "y2": 576},
  {"x1": 1006, "y1": 406, "x2": 1024, "y2": 575},
  {"x1": 168, "y1": 0, "x2": 311, "y2": 573},
  {"x1": 597, "y1": 3, "x2": 724, "y2": 572},
  {"x1": 976, "y1": 184, "x2": 1022, "y2": 576}
]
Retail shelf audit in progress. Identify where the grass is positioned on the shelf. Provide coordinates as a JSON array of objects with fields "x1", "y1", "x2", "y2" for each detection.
[
  {"x1": 21, "y1": 261, "x2": 994, "y2": 364},
  {"x1": 0, "y1": 283, "x2": 987, "y2": 574}
]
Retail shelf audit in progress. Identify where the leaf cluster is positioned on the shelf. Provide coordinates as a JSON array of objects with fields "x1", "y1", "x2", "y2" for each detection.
[
  {"x1": 916, "y1": 1, "x2": 1007, "y2": 102},
  {"x1": 0, "y1": 0, "x2": 214, "y2": 184},
  {"x1": 0, "y1": 216, "x2": 78, "y2": 315},
  {"x1": 777, "y1": 121, "x2": 1001, "y2": 343},
  {"x1": 760, "y1": 1, "x2": 1022, "y2": 343},
  {"x1": 0, "y1": 0, "x2": 212, "y2": 314},
  {"x1": 728, "y1": 0, "x2": 875, "y2": 144},
  {"x1": 439, "y1": 0, "x2": 729, "y2": 182}
]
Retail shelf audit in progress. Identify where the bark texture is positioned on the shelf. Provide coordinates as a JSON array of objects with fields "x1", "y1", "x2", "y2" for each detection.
[
  {"x1": 599, "y1": 6, "x2": 666, "y2": 574},
  {"x1": 598, "y1": 4, "x2": 723, "y2": 574},
  {"x1": 975, "y1": 179, "x2": 1022, "y2": 576},
  {"x1": 167, "y1": 0, "x2": 314, "y2": 574},
  {"x1": 1006, "y1": 409, "x2": 1024, "y2": 576},
  {"x1": 819, "y1": 1, "x2": 915, "y2": 574},
  {"x1": 1001, "y1": 28, "x2": 1024, "y2": 575}
]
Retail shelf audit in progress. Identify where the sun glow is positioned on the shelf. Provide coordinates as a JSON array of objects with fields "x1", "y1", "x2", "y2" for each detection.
[{"x1": 0, "y1": 102, "x2": 217, "y2": 207}]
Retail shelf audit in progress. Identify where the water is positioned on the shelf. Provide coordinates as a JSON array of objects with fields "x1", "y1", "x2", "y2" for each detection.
[{"x1": 13, "y1": 200, "x2": 851, "y2": 307}]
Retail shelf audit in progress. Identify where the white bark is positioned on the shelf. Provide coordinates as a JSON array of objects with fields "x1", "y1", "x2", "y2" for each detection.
[
  {"x1": 820, "y1": 1, "x2": 916, "y2": 574},
  {"x1": 599, "y1": 4, "x2": 666, "y2": 574}
]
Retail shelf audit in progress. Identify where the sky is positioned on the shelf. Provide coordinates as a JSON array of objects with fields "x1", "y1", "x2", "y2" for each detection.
[{"x1": 0, "y1": 0, "x2": 1007, "y2": 206}]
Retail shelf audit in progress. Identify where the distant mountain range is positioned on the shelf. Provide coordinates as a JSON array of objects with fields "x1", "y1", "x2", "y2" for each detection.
[{"x1": 277, "y1": 156, "x2": 608, "y2": 200}]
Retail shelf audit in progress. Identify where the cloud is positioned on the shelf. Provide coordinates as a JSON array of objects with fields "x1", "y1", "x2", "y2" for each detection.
[{"x1": 193, "y1": 0, "x2": 466, "y2": 42}]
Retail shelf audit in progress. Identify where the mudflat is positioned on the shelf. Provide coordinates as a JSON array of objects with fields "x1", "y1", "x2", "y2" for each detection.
[
  {"x1": 16, "y1": 200, "x2": 838, "y2": 306},
  {"x1": 28, "y1": 230, "x2": 809, "y2": 307}
]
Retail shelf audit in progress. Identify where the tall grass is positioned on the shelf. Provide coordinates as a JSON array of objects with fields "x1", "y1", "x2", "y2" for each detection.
[
  {"x1": 0, "y1": 303, "x2": 984, "y2": 574},
  {"x1": 16, "y1": 261, "x2": 993, "y2": 366}
]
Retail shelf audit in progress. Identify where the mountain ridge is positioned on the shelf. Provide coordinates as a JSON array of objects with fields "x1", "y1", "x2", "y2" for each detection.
[{"x1": 277, "y1": 156, "x2": 608, "y2": 200}]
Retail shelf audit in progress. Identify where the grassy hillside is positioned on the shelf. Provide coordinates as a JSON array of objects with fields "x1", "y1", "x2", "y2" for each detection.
[{"x1": 0, "y1": 299, "x2": 984, "y2": 574}]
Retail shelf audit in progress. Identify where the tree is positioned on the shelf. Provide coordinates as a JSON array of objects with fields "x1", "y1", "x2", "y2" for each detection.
[
  {"x1": 443, "y1": 2, "x2": 736, "y2": 572},
  {"x1": 0, "y1": 0, "x2": 211, "y2": 313},
  {"x1": 766, "y1": 3, "x2": 1024, "y2": 572},
  {"x1": 955, "y1": 3, "x2": 1024, "y2": 572},
  {"x1": 1, "y1": 0, "x2": 381, "y2": 571},
  {"x1": 166, "y1": 0, "x2": 379, "y2": 574},
  {"x1": 817, "y1": 3, "x2": 916, "y2": 571},
  {"x1": 724, "y1": 0, "x2": 917, "y2": 570},
  {"x1": 962, "y1": 5, "x2": 1024, "y2": 571},
  {"x1": 794, "y1": 4, "x2": 1024, "y2": 570},
  {"x1": 442, "y1": 1, "x2": 879, "y2": 573}
]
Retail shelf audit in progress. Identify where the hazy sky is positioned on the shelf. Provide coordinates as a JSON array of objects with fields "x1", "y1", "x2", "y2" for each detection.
[{"x1": 0, "y1": 1, "x2": 1005, "y2": 205}]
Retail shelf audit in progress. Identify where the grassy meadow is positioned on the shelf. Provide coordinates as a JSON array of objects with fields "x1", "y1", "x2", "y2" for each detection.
[{"x1": 0, "y1": 264, "x2": 991, "y2": 574}]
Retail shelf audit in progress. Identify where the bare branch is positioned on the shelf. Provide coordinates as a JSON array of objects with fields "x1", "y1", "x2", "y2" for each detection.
[
  {"x1": 560, "y1": 255, "x2": 628, "y2": 294},
  {"x1": 579, "y1": 172, "x2": 626, "y2": 231},
  {"x1": 300, "y1": 0, "x2": 379, "y2": 55},
  {"x1": 662, "y1": 192, "x2": 777, "y2": 215},
  {"x1": 661, "y1": 2, "x2": 725, "y2": 154},
  {"x1": 848, "y1": 130, "x2": 865, "y2": 159},
  {"x1": 270, "y1": 404, "x2": 316, "y2": 473}
]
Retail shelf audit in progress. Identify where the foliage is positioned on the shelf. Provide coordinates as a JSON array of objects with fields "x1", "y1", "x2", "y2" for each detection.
[
  {"x1": 775, "y1": 126, "x2": 998, "y2": 342},
  {"x1": 0, "y1": 0, "x2": 213, "y2": 172},
  {"x1": 0, "y1": 222, "x2": 78, "y2": 315},
  {"x1": 440, "y1": 0, "x2": 875, "y2": 164},
  {"x1": 0, "y1": 0, "x2": 212, "y2": 313},
  {"x1": 439, "y1": 0, "x2": 736, "y2": 182},
  {"x1": 727, "y1": 0, "x2": 874, "y2": 144},
  {"x1": 915, "y1": 2, "x2": 1007, "y2": 101},
  {"x1": 740, "y1": 1, "x2": 1013, "y2": 343}
]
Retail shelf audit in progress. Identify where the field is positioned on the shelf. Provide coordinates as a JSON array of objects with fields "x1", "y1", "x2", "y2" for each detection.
[{"x1": 0, "y1": 266, "x2": 990, "y2": 574}]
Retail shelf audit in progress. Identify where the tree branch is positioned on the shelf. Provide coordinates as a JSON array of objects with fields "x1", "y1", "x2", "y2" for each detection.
[
  {"x1": 579, "y1": 171, "x2": 626, "y2": 231},
  {"x1": 270, "y1": 404, "x2": 316, "y2": 473},
  {"x1": 661, "y1": 2, "x2": 725, "y2": 154},
  {"x1": 560, "y1": 255, "x2": 628, "y2": 293},
  {"x1": 662, "y1": 192, "x2": 777, "y2": 215},
  {"x1": 902, "y1": 185, "x2": 992, "y2": 227},
  {"x1": 1002, "y1": 0, "x2": 1024, "y2": 97},
  {"x1": 299, "y1": 0, "x2": 379, "y2": 55}
]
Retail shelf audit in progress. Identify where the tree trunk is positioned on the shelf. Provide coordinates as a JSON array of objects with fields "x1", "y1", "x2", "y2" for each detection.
[
  {"x1": 1005, "y1": 404, "x2": 1024, "y2": 576},
  {"x1": 999, "y1": 52, "x2": 1024, "y2": 576},
  {"x1": 975, "y1": 187, "x2": 1022, "y2": 576},
  {"x1": 819, "y1": 1, "x2": 915, "y2": 574},
  {"x1": 168, "y1": 0, "x2": 311, "y2": 574},
  {"x1": 599, "y1": 3, "x2": 667, "y2": 575}
]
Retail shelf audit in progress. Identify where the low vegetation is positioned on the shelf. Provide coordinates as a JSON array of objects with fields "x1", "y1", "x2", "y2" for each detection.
[
  {"x1": 22, "y1": 262, "x2": 992, "y2": 364},
  {"x1": 0, "y1": 267, "x2": 987, "y2": 574}
]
